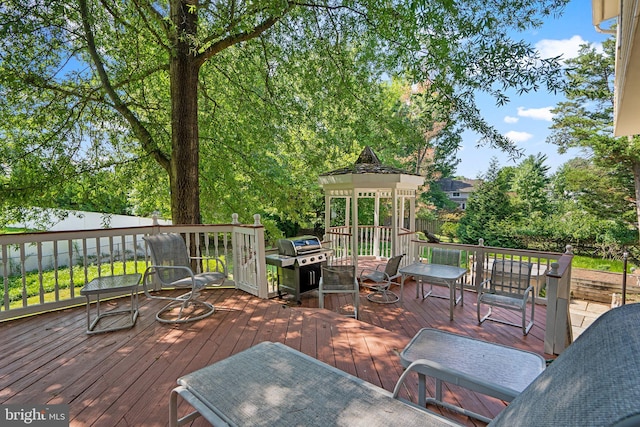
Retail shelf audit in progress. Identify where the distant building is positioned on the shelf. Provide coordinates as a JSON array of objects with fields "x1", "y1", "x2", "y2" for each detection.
[{"x1": 435, "y1": 178, "x2": 481, "y2": 210}]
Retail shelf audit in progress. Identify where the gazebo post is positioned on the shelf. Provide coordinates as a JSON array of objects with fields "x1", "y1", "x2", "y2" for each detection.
[
  {"x1": 353, "y1": 190, "x2": 360, "y2": 274},
  {"x1": 324, "y1": 194, "x2": 331, "y2": 241},
  {"x1": 391, "y1": 188, "x2": 399, "y2": 258},
  {"x1": 373, "y1": 192, "x2": 380, "y2": 258}
]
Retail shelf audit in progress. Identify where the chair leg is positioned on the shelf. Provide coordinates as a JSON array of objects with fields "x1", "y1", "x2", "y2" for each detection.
[
  {"x1": 477, "y1": 302, "x2": 492, "y2": 325},
  {"x1": 366, "y1": 288, "x2": 399, "y2": 304},
  {"x1": 477, "y1": 293, "x2": 492, "y2": 324},
  {"x1": 522, "y1": 292, "x2": 535, "y2": 335},
  {"x1": 353, "y1": 290, "x2": 359, "y2": 320},
  {"x1": 156, "y1": 290, "x2": 215, "y2": 324},
  {"x1": 478, "y1": 296, "x2": 535, "y2": 335}
]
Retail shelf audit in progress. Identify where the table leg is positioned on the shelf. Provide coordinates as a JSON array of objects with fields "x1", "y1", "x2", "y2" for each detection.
[
  {"x1": 435, "y1": 378, "x2": 443, "y2": 401},
  {"x1": 448, "y1": 281, "x2": 454, "y2": 320},
  {"x1": 85, "y1": 296, "x2": 91, "y2": 332},
  {"x1": 418, "y1": 373, "x2": 426, "y2": 407},
  {"x1": 169, "y1": 388, "x2": 179, "y2": 427},
  {"x1": 400, "y1": 274, "x2": 405, "y2": 303}
]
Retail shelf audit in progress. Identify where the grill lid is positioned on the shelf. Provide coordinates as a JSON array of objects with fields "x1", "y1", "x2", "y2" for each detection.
[{"x1": 277, "y1": 236, "x2": 322, "y2": 257}]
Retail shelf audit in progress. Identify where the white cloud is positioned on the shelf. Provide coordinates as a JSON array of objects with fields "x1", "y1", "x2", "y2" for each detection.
[
  {"x1": 504, "y1": 116, "x2": 519, "y2": 124},
  {"x1": 504, "y1": 131, "x2": 533, "y2": 143},
  {"x1": 535, "y1": 35, "x2": 602, "y2": 62},
  {"x1": 517, "y1": 106, "x2": 555, "y2": 121}
]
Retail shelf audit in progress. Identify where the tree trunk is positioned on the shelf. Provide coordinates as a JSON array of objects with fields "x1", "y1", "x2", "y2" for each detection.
[{"x1": 169, "y1": 1, "x2": 201, "y2": 225}]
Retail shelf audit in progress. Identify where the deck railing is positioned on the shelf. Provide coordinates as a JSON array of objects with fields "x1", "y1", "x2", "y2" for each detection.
[
  {"x1": 325, "y1": 227, "x2": 574, "y2": 354},
  {"x1": 411, "y1": 239, "x2": 574, "y2": 354},
  {"x1": 2, "y1": 219, "x2": 574, "y2": 353},
  {"x1": 0, "y1": 214, "x2": 271, "y2": 321}
]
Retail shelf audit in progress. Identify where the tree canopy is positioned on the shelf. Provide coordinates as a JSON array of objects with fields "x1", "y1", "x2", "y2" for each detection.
[{"x1": 1, "y1": 0, "x2": 569, "y2": 228}]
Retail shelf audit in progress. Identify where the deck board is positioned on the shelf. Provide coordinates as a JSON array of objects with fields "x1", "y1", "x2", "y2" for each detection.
[{"x1": 0, "y1": 276, "x2": 551, "y2": 427}]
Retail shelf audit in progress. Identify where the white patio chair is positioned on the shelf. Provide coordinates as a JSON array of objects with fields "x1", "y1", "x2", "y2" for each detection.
[
  {"x1": 477, "y1": 259, "x2": 534, "y2": 335},
  {"x1": 319, "y1": 265, "x2": 359, "y2": 319},
  {"x1": 143, "y1": 233, "x2": 227, "y2": 324},
  {"x1": 359, "y1": 254, "x2": 404, "y2": 303}
]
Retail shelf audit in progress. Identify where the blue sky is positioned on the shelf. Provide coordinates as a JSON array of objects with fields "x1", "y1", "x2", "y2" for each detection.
[{"x1": 455, "y1": 0, "x2": 611, "y2": 179}]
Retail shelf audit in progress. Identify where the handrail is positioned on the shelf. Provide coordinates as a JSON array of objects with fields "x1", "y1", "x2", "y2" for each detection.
[{"x1": 1, "y1": 216, "x2": 269, "y2": 321}]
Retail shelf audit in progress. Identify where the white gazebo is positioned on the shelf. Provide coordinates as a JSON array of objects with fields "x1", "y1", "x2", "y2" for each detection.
[{"x1": 318, "y1": 147, "x2": 425, "y2": 274}]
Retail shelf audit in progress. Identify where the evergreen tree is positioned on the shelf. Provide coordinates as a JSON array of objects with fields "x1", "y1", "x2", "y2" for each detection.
[
  {"x1": 548, "y1": 37, "x2": 640, "y2": 243},
  {"x1": 457, "y1": 158, "x2": 517, "y2": 247}
]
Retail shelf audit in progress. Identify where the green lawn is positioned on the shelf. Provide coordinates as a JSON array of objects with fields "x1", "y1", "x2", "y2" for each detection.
[
  {"x1": 3, "y1": 261, "x2": 148, "y2": 309},
  {"x1": 571, "y1": 255, "x2": 632, "y2": 274}
]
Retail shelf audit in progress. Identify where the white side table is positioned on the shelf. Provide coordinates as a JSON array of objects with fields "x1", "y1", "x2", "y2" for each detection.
[{"x1": 80, "y1": 274, "x2": 141, "y2": 334}]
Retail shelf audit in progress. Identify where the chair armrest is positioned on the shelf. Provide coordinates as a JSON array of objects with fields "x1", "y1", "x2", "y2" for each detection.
[
  {"x1": 191, "y1": 256, "x2": 228, "y2": 275},
  {"x1": 359, "y1": 268, "x2": 391, "y2": 283},
  {"x1": 477, "y1": 278, "x2": 491, "y2": 292},
  {"x1": 143, "y1": 265, "x2": 198, "y2": 294},
  {"x1": 393, "y1": 358, "x2": 520, "y2": 403},
  {"x1": 147, "y1": 264, "x2": 195, "y2": 277},
  {"x1": 393, "y1": 358, "x2": 439, "y2": 398}
]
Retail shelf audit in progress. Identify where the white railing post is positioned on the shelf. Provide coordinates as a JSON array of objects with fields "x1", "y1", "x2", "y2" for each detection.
[
  {"x1": 230, "y1": 214, "x2": 270, "y2": 299},
  {"x1": 473, "y1": 239, "x2": 486, "y2": 288},
  {"x1": 252, "y1": 214, "x2": 269, "y2": 299},
  {"x1": 544, "y1": 246, "x2": 574, "y2": 355}
]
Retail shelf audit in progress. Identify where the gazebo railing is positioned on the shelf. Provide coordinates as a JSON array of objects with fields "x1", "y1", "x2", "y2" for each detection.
[{"x1": 325, "y1": 225, "x2": 417, "y2": 265}]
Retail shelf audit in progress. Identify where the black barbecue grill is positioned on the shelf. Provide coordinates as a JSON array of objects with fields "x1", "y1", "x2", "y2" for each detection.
[{"x1": 265, "y1": 236, "x2": 332, "y2": 303}]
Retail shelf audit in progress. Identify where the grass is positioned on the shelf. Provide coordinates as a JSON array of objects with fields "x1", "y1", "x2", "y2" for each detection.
[
  {"x1": 3, "y1": 261, "x2": 148, "y2": 309},
  {"x1": 1, "y1": 227, "x2": 38, "y2": 234},
  {"x1": 571, "y1": 255, "x2": 632, "y2": 274},
  {"x1": 3, "y1": 257, "x2": 230, "y2": 310}
]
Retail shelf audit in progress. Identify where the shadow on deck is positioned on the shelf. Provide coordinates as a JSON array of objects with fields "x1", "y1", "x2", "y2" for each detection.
[{"x1": 1, "y1": 277, "x2": 551, "y2": 427}]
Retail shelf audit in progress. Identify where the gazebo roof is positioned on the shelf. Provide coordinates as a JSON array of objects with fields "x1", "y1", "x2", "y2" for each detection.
[
  {"x1": 318, "y1": 147, "x2": 425, "y2": 191},
  {"x1": 319, "y1": 146, "x2": 420, "y2": 177}
]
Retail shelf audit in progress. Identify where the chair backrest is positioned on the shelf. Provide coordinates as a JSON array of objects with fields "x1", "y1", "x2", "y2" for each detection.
[
  {"x1": 144, "y1": 233, "x2": 192, "y2": 285},
  {"x1": 430, "y1": 248, "x2": 461, "y2": 267},
  {"x1": 489, "y1": 304, "x2": 640, "y2": 426},
  {"x1": 488, "y1": 260, "x2": 532, "y2": 296},
  {"x1": 321, "y1": 265, "x2": 356, "y2": 290},
  {"x1": 384, "y1": 254, "x2": 404, "y2": 277}
]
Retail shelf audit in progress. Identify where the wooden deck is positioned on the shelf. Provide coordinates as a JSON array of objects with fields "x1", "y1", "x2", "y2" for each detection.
[{"x1": 0, "y1": 278, "x2": 551, "y2": 427}]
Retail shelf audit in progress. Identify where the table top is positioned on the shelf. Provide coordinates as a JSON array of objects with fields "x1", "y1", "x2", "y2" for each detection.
[
  {"x1": 399, "y1": 262, "x2": 467, "y2": 281},
  {"x1": 176, "y1": 341, "x2": 459, "y2": 427},
  {"x1": 400, "y1": 328, "x2": 546, "y2": 400},
  {"x1": 80, "y1": 274, "x2": 141, "y2": 295}
]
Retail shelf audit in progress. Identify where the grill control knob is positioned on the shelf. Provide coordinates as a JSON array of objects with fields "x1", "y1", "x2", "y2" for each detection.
[
  {"x1": 310, "y1": 257, "x2": 315, "y2": 262},
  {"x1": 301, "y1": 259, "x2": 307, "y2": 264}
]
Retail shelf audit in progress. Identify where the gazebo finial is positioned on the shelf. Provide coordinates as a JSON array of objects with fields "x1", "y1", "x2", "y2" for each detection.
[{"x1": 355, "y1": 146, "x2": 381, "y2": 165}]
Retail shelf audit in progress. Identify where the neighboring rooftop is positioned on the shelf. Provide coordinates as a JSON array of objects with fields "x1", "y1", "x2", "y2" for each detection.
[{"x1": 436, "y1": 178, "x2": 481, "y2": 193}]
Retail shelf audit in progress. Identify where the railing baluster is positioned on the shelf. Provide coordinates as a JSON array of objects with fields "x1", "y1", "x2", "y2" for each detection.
[
  {"x1": 2, "y1": 244, "x2": 9, "y2": 310},
  {"x1": 20, "y1": 243, "x2": 27, "y2": 307},
  {"x1": 69, "y1": 240, "x2": 75, "y2": 298},
  {"x1": 53, "y1": 240, "x2": 60, "y2": 301},
  {"x1": 37, "y1": 242, "x2": 44, "y2": 305}
]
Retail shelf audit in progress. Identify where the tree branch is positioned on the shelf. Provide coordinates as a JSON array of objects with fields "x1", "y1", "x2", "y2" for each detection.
[{"x1": 78, "y1": 0, "x2": 171, "y2": 172}]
